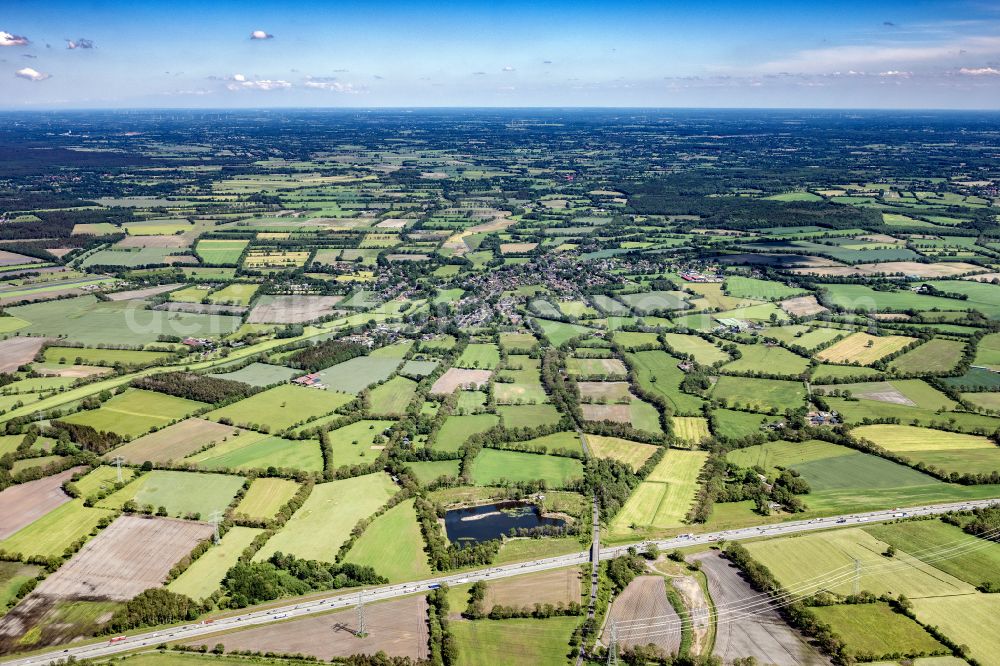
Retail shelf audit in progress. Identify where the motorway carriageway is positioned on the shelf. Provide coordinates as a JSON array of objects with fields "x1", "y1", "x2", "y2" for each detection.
[{"x1": 6, "y1": 497, "x2": 999, "y2": 666}]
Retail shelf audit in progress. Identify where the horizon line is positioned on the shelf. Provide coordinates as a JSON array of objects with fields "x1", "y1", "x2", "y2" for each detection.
[{"x1": 1, "y1": 105, "x2": 999, "y2": 113}]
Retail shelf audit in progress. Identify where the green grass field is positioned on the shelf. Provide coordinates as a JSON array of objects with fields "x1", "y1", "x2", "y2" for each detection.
[
  {"x1": 585, "y1": 434, "x2": 658, "y2": 470},
  {"x1": 207, "y1": 384, "x2": 351, "y2": 431},
  {"x1": 724, "y1": 276, "x2": 806, "y2": 300},
  {"x1": 195, "y1": 239, "x2": 249, "y2": 265},
  {"x1": 208, "y1": 362, "x2": 300, "y2": 387},
  {"x1": 326, "y1": 419, "x2": 394, "y2": 468},
  {"x1": 470, "y1": 449, "x2": 584, "y2": 488},
  {"x1": 344, "y1": 498, "x2": 432, "y2": 583},
  {"x1": 711, "y1": 408, "x2": 782, "y2": 440},
  {"x1": 973, "y1": 332, "x2": 1000, "y2": 371},
  {"x1": 456, "y1": 343, "x2": 501, "y2": 369},
  {"x1": 234, "y1": 477, "x2": 300, "y2": 521},
  {"x1": 207, "y1": 283, "x2": 259, "y2": 306},
  {"x1": 722, "y1": 343, "x2": 810, "y2": 376},
  {"x1": 316, "y1": 356, "x2": 402, "y2": 393},
  {"x1": 434, "y1": 414, "x2": 499, "y2": 452},
  {"x1": 626, "y1": 350, "x2": 704, "y2": 416},
  {"x1": 745, "y1": 527, "x2": 975, "y2": 598},
  {"x1": 254, "y1": 473, "x2": 398, "y2": 563},
  {"x1": 0, "y1": 500, "x2": 112, "y2": 559},
  {"x1": 6, "y1": 295, "x2": 241, "y2": 346},
  {"x1": 168, "y1": 526, "x2": 262, "y2": 600},
  {"x1": 810, "y1": 603, "x2": 945, "y2": 659},
  {"x1": 0, "y1": 561, "x2": 40, "y2": 608},
  {"x1": 763, "y1": 324, "x2": 846, "y2": 351},
  {"x1": 59, "y1": 389, "x2": 206, "y2": 438},
  {"x1": 368, "y1": 375, "x2": 417, "y2": 415},
  {"x1": 100, "y1": 470, "x2": 245, "y2": 518},
  {"x1": 853, "y1": 424, "x2": 1000, "y2": 476},
  {"x1": 912, "y1": 595, "x2": 1000, "y2": 666},
  {"x1": 672, "y1": 416, "x2": 710, "y2": 444},
  {"x1": 497, "y1": 404, "x2": 563, "y2": 428},
  {"x1": 889, "y1": 338, "x2": 966, "y2": 374},
  {"x1": 711, "y1": 376, "x2": 807, "y2": 413},
  {"x1": 531, "y1": 318, "x2": 593, "y2": 346},
  {"x1": 43, "y1": 347, "x2": 173, "y2": 366},
  {"x1": 612, "y1": 331, "x2": 660, "y2": 350},
  {"x1": 662, "y1": 333, "x2": 729, "y2": 365},
  {"x1": 609, "y1": 449, "x2": 707, "y2": 538},
  {"x1": 73, "y1": 465, "x2": 137, "y2": 499},
  {"x1": 865, "y1": 519, "x2": 1000, "y2": 589},
  {"x1": 405, "y1": 459, "x2": 461, "y2": 485},
  {"x1": 499, "y1": 332, "x2": 538, "y2": 352},
  {"x1": 187, "y1": 436, "x2": 323, "y2": 473},
  {"x1": 450, "y1": 616, "x2": 579, "y2": 666}
]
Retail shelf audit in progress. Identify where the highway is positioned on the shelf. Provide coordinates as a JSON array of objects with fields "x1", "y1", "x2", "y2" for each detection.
[{"x1": 6, "y1": 496, "x2": 997, "y2": 666}]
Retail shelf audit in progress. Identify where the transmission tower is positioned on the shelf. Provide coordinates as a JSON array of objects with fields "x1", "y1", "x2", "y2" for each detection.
[
  {"x1": 208, "y1": 510, "x2": 222, "y2": 544},
  {"x1": 606, "y1": 621, "x2": 617, "y2": 666},
  {"x1": 111, "y1": 455, "x2": 125, "y2": 483},
  {"x1": 852, "y1": 558, "x2": 861, "y2": 595},
  {"x1": 356, "y1": 591, "x2": 367, "y2": 638}
]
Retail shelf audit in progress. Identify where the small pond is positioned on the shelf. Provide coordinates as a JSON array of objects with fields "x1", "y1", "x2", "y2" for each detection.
[{"x1": 444, "y1": 500, "x2": 566, "y2": 544}]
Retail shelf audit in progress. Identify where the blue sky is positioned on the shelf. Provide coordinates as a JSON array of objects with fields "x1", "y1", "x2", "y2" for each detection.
[{"x1": 2, "y1": 0, "x2": 999, "y2": 108}]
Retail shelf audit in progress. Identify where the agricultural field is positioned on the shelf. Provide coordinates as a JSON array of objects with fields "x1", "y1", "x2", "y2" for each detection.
[
  {"x1": 368, "y1": 375, "x2": 418, "y2": 414},
  {"x1": 456, "y1": 343, "x2": 501, "y2": 369},
  {"x1": 450, "y1": 616, "x2": 579, "y2": 666},
  {"x1": 194, "y1": 239, "x2": 249, "y2": 265},
  {"x1": 888, "y1": 337, "x2": 966, "y2": 374},
  {"x1": 208, "y1": 362, "x2": 300, "y2": 387},
  {"x1": 469, "y1": 449, "x2": 584, "y2": 488},
  {"x1": 434, "y1": 414, "x2": 500, "y2": 452},
  {"x1": 585, "y1": 435, "x2": 659, "y2": 470},
  {"x1": 167, "y1": 526, "x2": 262, "y2": 600},
  {"x1": 662, "y1": 333, "x2": 729, "y2": 365},
  {"x1": 110, "y1": 419, "x2": 260, "y2": 464},
  {"x1": 326, "y1": 419, "x2": 394, "y2": 467},
  {"x1": 344, "y1": 499, "x2": 431, "y2": 582},
  {"x1": 711, "y1": 375, "x2": 808, "y2": 413},
  {"x1": 233, "y1": 477, "x2": 300, "y2": 521},
  {"x1": 810, "y1": 603, "x2": 945, "y2": 660},
  {"x1": 609, "y1": 449, "x2": 707, "y2": 538},
  {"x1": 254, "y1": 473, "x2": 398, "y2": 562},
  {"x1": 722, "y1": 343, "x2": 810, "y2": 376},
  {"x1": 672, "y1": 416, "x2": 711, "y2": 444},
  {"x1": 206, "y1": 384, "x2": 351, "y2": 431},
  {"x1": 58, "y1": 389, "x2": 206, "y2": 438},
  {"x1": 187, "y1": 435, "x2": 324, "y2": 473},
  {"x1": 0, "y1": 499, "x2": 112, "y2": 559},
  {"x1": 816, "y1": 332, "x2": 917, "y2": 365},
  {"x1": 852, "y1": 424, "x2": 1000, "y2": 476},
  {"x1": 100, "y1": 470, "x2": 245, "y2": 518}
]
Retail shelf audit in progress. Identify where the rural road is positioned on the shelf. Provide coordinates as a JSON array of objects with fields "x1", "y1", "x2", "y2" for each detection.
[{"x1": 6, "y1": 496, "x2": 998, "y2": 666}]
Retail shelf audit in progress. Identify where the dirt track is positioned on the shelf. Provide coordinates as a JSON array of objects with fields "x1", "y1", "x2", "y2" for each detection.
[
  {"x1": 185, "y1": 595, "x2": 428, "y2": 661},
  {"x1": 0, "y1": 467, "x2": 82, "y2": 540},
  {"x1": 693, "y1": 552, "x2": 829, "y2": 665}
]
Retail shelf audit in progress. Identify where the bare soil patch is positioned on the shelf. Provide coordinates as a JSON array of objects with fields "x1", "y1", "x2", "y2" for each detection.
[
  {"x1": 602, "y1": 576, "x2": 680, "y2": 653},
  {"x1": 35, "y1": 515, "x2": 212, "y2": 601},
  {"x1": 0, "y1": 251, "x2": 41, "y2": 267},
  {"x1": 430, "y1": 368, "x2": 493, "y2": 395},
  {"x1": 110, "y1": 418, "x2": 250, "y2": 464},
  {"x1": 577, "y1": 381, "x2": 632, "y2": 403},
  {"x1": 247, "y1": 295, "x2": 345, "y2": 324},
  {"x1": 814, "y1": 382, "x2": 915, "y2": 406},
  {"x1": 581, "y1": 404, "x2": 631, "y2": 423},
  {"x1": 37, "y1": 364, "x2": 111, "y2": 378},
  {"x1": 500, "y1": 243, "x2": 539, "y2": 255},
  {"x1": 117, "y1": 235, "x2": 189, "y2": 249},
  {"x1": 376, "y1": 218, "x2": 409, "y2": 229},
  {"x1": 854, "y1": 261, "x2": 981, "y2": 277},
  {"x1": 106, "y1": 284, "x2": 183, "y2": 301},
  {"x1": 0, "y1": 337, "x2": 50, "y2": 373},
  {"x1": 484, "y1": 569, "x2": 582, "y2": 609},
  {"x1": 779, "y1": 295, "x2": 827, "y2": 317},
  {"x1": 693, "y1": 552, "x2": 829, "y2": 666},
  {"x1": 155, "y1": 302, "x2": 248, "y2": 315},
  {"x1": 0, "y1": 467, "x2": 82, "y2": 540},
  {"x1": 963, "y1": 272, "x2": 1000, "y2": 283},
  {"x1": 187, "y1": 595, "x2": 428, "y2": 661}
]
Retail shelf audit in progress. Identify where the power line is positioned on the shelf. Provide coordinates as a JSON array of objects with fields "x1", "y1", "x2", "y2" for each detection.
[
  {"x1": 356, "y1": 591, "x2": 367, "y2": 638},
  {"x1": 111, "y1": 455, "x2": 125, "y2": 483}
]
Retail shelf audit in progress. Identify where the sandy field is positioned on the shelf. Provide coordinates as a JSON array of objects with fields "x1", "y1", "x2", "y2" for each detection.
[{"x1": 430, "y1": 368, "x2": 493, "y2": 395}]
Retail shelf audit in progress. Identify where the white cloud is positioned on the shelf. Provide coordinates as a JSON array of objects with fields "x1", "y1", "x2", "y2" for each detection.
[
  {"x1": 879, "y1": 70, "x2": 912, "y2": 77},
  {"x1": 66, "y1": 38, "x2": 95, "y2": 49},
  {"x1": 226, "y1": 73, "x2": 290, "y2": 90},
  {"x1": 0, "y1": 31, "x2": 29, "y2": 47},
  {"x1": 303, "y1": 77, "x2": 364, "y2": 93},
  {"x1": 501, "y1": 65, "x2": 515, "y2": 72},
  {"x1": 15, "y1": 66, "x2": 50, "y2": 81},
  {"x1": 250, "y1": 30, "x2": 273, "y2": 40},
  {"x1": 959, "y1": 66, "x2": 1000, "y2": 75},
  {"x1": 752, "y1": 35, "x2": 1000, "y2": 74}
]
